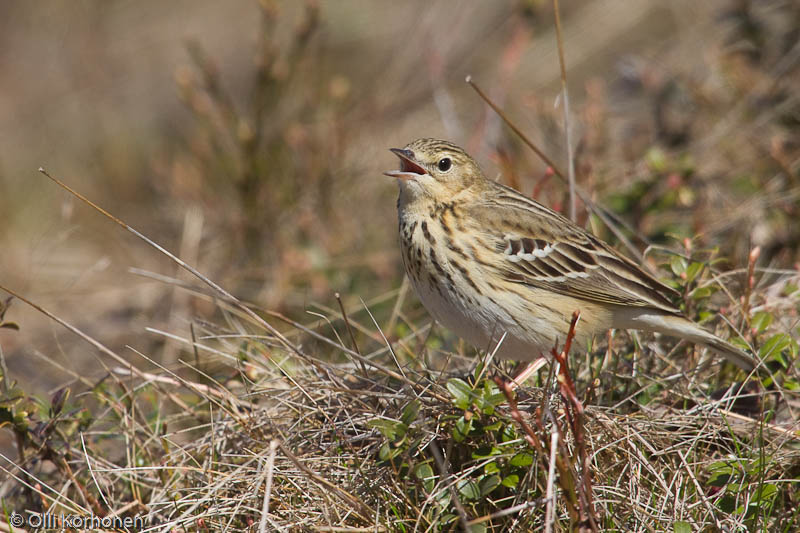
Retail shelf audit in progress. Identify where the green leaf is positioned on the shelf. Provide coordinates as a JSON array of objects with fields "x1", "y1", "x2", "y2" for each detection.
[
  {"x1": 447, "y1": 378, "x2": 473, "y2": 409},
  {"x1": 678, "y1": 153, "x2": 695, "y2": 174},
  {"x1": 510, "y1": 452, "x2": 534, "y2": 468},
  {"x1": 500, "y1": 424, "x2": 517, "y2": 442},
  {"x1": 670, "y1": 256, "x2": 688, "y2": 277},
  {"x1": 646, "y1": 146, "x2": 668, "y2": 172},
  {"x1": 730, "y1": 336, "x2": 751, "y2": 351},
  {"x1": 471, "y1": 446, "x2": 502, "y2": 460},
  {"x1": 458, "y1": 479, "x2": 481, "y2": 501},
  {"x1": 472, "y1": 361, "x2": 485, "y2": 381},
  {"x1": 453, "y1": 416, "x2": 472, "y2": 443},
  {"x1": 717, "y1": 494, "x2": 743, "y2": 514},
  {"x1": 479, "y1": 474, "x2": 501, "y2": 496},
  {"x1": 782, "y1": 283, "x2": 799, "y2": 296},
  {"x1": 685, "y1": 262, "x2": 705, "y2": 284},
  {"x1": 485, "y1": 393, "x2": 506, "y2": 408},
  {"x1": 484, "y1": 461, "x2": 500, "y2": 475},
  {"x1": 469, "y1": 524, "x2": 487, "y2": 533},
  {"x1": 759, "y1": 333, "x2": 794, "y2": 364},
  {"x1": 401, "y1": 401, "x2": 419, "y2": 426},
  {"x1": 483, "y1": 420, "x2": 503, "y2": 432},
  {"x1": 482, "y1": 379, "x2": 501, "y2": 397},
  {"x1": 440, "y1": 513, "x2": 457, "y2": 525},
  {"x1": 368, "y1": 418, "x2": 408, "y2": 441},
  {"x1": 478, "y1": 380, "x2": 505, "y2": 414},
  {"x1": 673, "y1": 521, "x2": 692, "y2": 533},
  {"x1": 501, "y1": 474, "x2": 519, "y2": 488},
  {"x1": 707, "y1": 461, "x2": 736, "y2": 487},
  {"x1": 378, "y1": 441, "x2": 402, "y2": 461},
  {"x1": 690, "y1": 286, "x2": 713, "y2": 300},
  {"x1": 414, "y1": 463, "x2": 434, "y2": 493},
  {"x1": 750, "y1": 483, "x2": 777, "y2": 505},
  {"x1": 697, "y1": 310, "x2": 713, "y2": 322},
  {"x1": 394, "y1": 322, "x2": 410, "y2": 337},
  {"x1": 750, "y1": 311, "x2": 774, "y2": 334}
]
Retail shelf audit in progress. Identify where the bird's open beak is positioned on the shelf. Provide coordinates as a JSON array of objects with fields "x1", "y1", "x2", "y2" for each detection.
[{"x1": 384, "y1": 148, "x2": 428, "y2": 180}]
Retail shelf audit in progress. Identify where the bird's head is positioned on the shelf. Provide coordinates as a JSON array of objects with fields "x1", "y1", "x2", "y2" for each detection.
[{"x1": 384, "y1": 138, "x2": 484, "y2": 202}]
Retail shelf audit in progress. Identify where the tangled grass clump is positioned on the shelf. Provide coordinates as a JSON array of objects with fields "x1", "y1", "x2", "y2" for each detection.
[{"x1": 1, "y1": 249, "x2": 799, "y2": 531}]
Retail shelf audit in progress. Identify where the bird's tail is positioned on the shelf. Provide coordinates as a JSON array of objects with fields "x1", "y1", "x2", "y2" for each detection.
[{"x1": 622, "y1": 313, "x2": 758, "y2": 372}]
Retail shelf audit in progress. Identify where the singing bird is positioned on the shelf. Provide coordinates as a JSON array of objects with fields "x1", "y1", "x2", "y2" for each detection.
[{"x1": 384, "y1": 138, "x2": 757, "y2": 372}]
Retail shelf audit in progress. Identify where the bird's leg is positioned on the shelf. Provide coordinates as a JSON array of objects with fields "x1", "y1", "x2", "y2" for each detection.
[
  {"x1": 509, "y1": 357, "x2": 548, "y2": 390},
  {"x1": 510, "y1": 310, "x2": 582, "y2": 391}
]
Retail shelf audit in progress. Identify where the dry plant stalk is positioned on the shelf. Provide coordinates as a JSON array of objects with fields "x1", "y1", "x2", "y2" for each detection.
[{"x1": 497, "y1": 310, "x2": 600, "y2": 532}]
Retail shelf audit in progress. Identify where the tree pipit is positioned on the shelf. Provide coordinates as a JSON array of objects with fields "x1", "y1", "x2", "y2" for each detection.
[{"x1": 384, "y1": 138, "x2": 757, "y2": 382}]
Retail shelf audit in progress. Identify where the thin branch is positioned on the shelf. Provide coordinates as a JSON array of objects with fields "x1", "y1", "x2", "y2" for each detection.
[
  {"x1": 37, "y1": 168, "x2": 305, "y2": 362},
  {"x1": 552, "y1": 0, "x2": 577, "y2": 222},
  {"x1": 335, "y1": 292, "x2": 368, "y2": 379},
  {"x1": 465, "y1": 78, "x2": 646, "y2": 263}
]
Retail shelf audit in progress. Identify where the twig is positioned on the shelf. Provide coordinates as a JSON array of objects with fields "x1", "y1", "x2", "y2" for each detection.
[
  {"x1": 360, "y1": 297, "x2": 406, "y2": 380},
  {"x1": 677, "y1": 449, "x2": 723, "y2": 531},
  {"x1": 477, "y1": 332, "x2": 508, "y2": 385},
  {"x1": 429, "y1": 441, "x2": 471, "y2": 533},
  {"x1": 263, "y1": 309, "x2": 450, "y2": 403},
  {"x1": 551, "y1": 311, "x2": 599, "y2": 533},
  {"x1": 335, "y1": 292, "x2": 368, "y2": 379},
  {"x1": 495, "y1": 377, "x2": 544, "y2": 452},
  {"x1": 466, "y1": 78, "x2": 646, "y2": 263},
  {"x1": 0, "y1": 451, "x2": 86, "y2": 515},
  {"x1": 466, "y1": 499, "x2": 546, "y2": 525},
  {"x1": 544, "y1": 430, "x2": 559, "y2": 533},
  {"x1": 466, "y1": 76, "x2": 564, "y2": 177},
  {"x1": 37, "y1": 168, "x2": 307, "y2": 364},
  {"x1": 552, "y1": 0, "x2": 577, "y2": 222},
  {"x1": 80, "y1": 432, "x2": 110, "y2": 509},
  {"x1": 743, "y1": 246, "x2": 761, "y2": 322},
  {"x1": 258, "y1": 440, "x2": 279, "y2": 533},
  {"x1": 190, "y1": 322, "x2": 202, "y2": 380},
  {"x1": 277, "y1": 442, "x2": 372, "y2": 522},
  {"x1": 109, "y1": 366, "x2": 257, "y2": 410},
  {"x1": 496, "y1": 374, "x2": 581, "y2": 526},
  {"x1": 314, "y1": 526, "x2": 387, "y2": 533},
  {"x1": 0, "y1": 284, "x2": 148, "y2": 388},
  {"x1": 387, "y1": 276, "x2": 409, "y2": 341},
  {"x1": 509, "y1": 355, "x2": 548, "y2": 391}
]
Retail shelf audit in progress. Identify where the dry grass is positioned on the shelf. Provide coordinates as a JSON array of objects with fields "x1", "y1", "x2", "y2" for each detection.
[
  {"x1": 1, "y1": 253, "x2": 799, "y2": 530},
  {"x1": 1, "y1": 1, "x2": 800, "y2": 531}
]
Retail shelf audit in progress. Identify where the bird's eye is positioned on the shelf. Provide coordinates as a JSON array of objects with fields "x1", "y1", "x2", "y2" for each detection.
[{"x1": 437, "y1": 158, "x2": 452, "y2": 172}]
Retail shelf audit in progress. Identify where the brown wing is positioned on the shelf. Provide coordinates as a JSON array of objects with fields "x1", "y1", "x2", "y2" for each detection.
[{"x1": 473, "y1": 184, "x2": 682, "y2": 314}]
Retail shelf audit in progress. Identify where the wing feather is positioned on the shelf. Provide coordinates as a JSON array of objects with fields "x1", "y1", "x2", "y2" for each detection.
[{"x1": 472, "y1": 185, "x2": 681, "y2": 314}]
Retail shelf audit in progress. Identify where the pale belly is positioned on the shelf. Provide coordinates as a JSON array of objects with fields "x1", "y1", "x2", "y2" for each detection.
[
  {"x1": 397, "y1": 193, "x2": 598, "y2": 361},
  {"x1": 404, "y1": 242, "x2": 565, "y2": 362}
]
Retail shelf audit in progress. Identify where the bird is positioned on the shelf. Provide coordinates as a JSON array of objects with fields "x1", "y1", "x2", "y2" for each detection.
[{"x1": 383, "y1": 138, "x2": 758, "y2": 373}]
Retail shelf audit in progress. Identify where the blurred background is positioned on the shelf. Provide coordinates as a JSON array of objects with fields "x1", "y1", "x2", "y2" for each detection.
[{"x1": 0, "y1": 0, "x2": 797, "y2": 399}]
